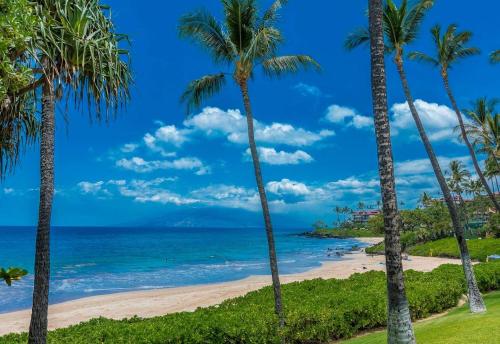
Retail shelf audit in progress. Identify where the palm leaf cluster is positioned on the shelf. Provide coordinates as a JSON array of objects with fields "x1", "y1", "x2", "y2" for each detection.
[
  {"x1": 0, "y1": 0, "x2": 39, "y2": 178},
  {"x1": 408, "y1": 24, "x2": 480, "y2": 71},
  {"x1": 32, "y1": 0, "x2": 131, "y2": 119},
  {"x1": 345, "y1": 0, "x2": 434, "y2": 54},
  {"x1": 0, "y1": 267, "x2": 28, "y2": 286},
  {"x1": 178, "y1": 0, "x2": 319, "y2": 113}
]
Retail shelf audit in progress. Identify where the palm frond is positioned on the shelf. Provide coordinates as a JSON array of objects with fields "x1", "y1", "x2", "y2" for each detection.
[
  {"x1": 179, "y1": 9, "x2": 235, "y2": 63},
  {"x1": 262, "y1": 0, "x2": 288, "y2": 25},
  {"x1": 262, "y1": 55, "x2": 320, "y2": 77},
  {"x1": 180, "y1": 73, "x2": 226, "y2": 113},
  {"x1": 408, "y1": 51, "x2": 438, "y2": 65},
  {"x1": 345, "y1": 27, "x2": 370, "y2": 50},
  {"x1": 221, "y1": 0, "x2": 257, "y2": 53},
  {"x1": 405, "y1": 0, "x2": 434, "y2": 43},
  {"x1": 243, "y1": 26, "x2": 282, "y2": 62}
]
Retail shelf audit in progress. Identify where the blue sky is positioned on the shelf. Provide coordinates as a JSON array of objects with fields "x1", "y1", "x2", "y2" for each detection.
[{"x1": 1, "y1": 0, "x2": 499, "y2": 227}]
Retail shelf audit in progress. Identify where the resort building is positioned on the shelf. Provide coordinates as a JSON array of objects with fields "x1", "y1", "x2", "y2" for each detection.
[{"x1": 352, "y1": 210, "x2": 381, "y2": 224}]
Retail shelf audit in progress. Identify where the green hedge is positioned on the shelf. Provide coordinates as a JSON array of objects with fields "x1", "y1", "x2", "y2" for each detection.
[
  {"x1": 2, "y1": 262, "x2": 500, "y2": 344},
  {"x1": 407, "y1": 238, "x2": 500, "y2": 262}
]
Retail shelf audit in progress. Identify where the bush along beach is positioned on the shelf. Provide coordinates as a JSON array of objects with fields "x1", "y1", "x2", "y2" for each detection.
[{"x1": 1, "y1": 262, "x2": 499, "y2": 344}]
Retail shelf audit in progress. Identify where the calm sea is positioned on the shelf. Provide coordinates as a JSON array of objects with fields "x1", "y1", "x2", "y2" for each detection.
[{"x1": 0, "y1": 226, "x2": 366, "y2": 313}]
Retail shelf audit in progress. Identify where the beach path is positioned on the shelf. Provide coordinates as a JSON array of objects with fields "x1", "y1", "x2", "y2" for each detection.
[{"x1": 0, "y1": 238, "x2": 462, "y2": 336}]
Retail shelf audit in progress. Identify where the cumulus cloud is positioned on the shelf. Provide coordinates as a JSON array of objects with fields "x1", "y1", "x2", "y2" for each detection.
[
  {"x1": 142, "y1": 126, "x2": 183, "y2": 157},
  {"x1": 267, "y1": 179, "x2": 311, "y2": 196},
  {"x1": 324, "y1": 104, "x2": 372, "y2": 129},
  {"x1": 390, "y1": 99, "x2": 461, "y2": 142},
  {"x1": 116, "y1": 156, "x2": 209, "y2": 175},
  {"x1": 185, "y1": 107, "x2": 334, "y2": 147},
  {"x1": 246, "y1": 147, "x2": 314, "y2": 165}
]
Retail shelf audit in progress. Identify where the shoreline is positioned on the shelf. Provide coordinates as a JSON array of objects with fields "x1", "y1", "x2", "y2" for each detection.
[{"x1": 0, "y1": 237, "x2": 464, "y2": 336}]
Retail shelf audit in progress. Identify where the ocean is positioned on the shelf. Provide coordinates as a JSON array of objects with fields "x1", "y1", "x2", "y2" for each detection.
[{"x1": 0, "y1": 226, "x2": 366, "y2": 313}]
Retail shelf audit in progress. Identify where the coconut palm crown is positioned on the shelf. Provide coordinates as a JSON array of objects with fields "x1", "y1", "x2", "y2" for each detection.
[
  {"x1": 408, "y1": 24, "x2": 480, "y2": 77},
  {"x1": 345, "y1": 0, "x2": 434, "y2": 60},
  {"x1": 179, "y1": 0, "x2": 320, "y2": 113}
]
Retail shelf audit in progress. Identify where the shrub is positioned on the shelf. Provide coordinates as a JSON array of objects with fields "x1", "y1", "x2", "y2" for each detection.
[{"x1": 2, "y1": 262, "x2": 500, "y2": 344}]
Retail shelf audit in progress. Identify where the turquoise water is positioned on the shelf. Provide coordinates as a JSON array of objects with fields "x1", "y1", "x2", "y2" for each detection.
[{"x1": 0, "y1": 226, "x2": 366, "y2": 313}]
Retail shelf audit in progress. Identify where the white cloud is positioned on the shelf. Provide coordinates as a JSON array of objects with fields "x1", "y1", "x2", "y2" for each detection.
[
  {"x1": 293, "y1": 83, "x2": 322, "y2": 97},
  {"x1": 185, "y1": 107, "x2": 334, "y2": 147},
  {"x1": 350, "y1": 115, "x2": 373, "y2": 129},
  {"x1": 117, "y1": 178, "x2": 197, "y2": 205},
  {"x1": 121, "y1": 143, "x2": 139, "y2": 153},
  {"x1": 116, "y1": 156, "x2": 209, "y2": 175},
  {"x1": 3, "y1": 188, "x2": 14, "y2": 195},
  {"x1": 190, "y1": 184, "x2": 261, "y2": 211},
  {"x1": 267, "y1": 179, "x2": 311, "y2": 196},
  {"x1": 78, "y1": 181, "x2": 105, "y2": 195},
  {"x1": 246, "y1": 147, "x2": 314, "y2": 165},
  {"x1": 324, "y1": 104, "x2": 372, "y2": 129},
  {"x1": 390, "y1": 99, "x2": 461, "y2": 142}
]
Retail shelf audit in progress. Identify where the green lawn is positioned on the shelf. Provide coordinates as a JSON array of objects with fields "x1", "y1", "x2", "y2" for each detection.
[
  {"x1": 341, "y1": 291, "x2": 500, "y2": 344},
  {"x1": 366, "y1": 237, "x2": 500, "y2": 261},
  {"x1": 407, "y1": 237, "x2": 500, "y2": 262}
]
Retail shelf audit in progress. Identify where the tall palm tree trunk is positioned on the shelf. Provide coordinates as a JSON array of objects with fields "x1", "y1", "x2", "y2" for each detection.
[
  {"x1": 395, "y1": 56, "x2": 486, "y2": 313},
  {"x1": 442, "y1": 74, "x2": 500, "y2": 212},
  {"x1": 28, "y1": 78, "x2": 55, "y2": 344},
  {"x1": 368, "y1": 3, "x2": 415, "y2": 343},
  {"x1": 239, "y1": 79, "x2": 285, "y2": 328}
]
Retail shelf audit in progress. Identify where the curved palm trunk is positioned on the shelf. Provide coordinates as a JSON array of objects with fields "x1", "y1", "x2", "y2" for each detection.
[
  {"x1": 368, "y1": 3, "x2": 416, "y2": 343},
  {"x1": 442, "y1": 74, "x2": 500, "y2": 212},
  {"x1": 238, "y1": 79, "x2": 285, "y2": 328},
  {"x1": 395, "y1": 57, "x2": 486, "y2": 313},
  {"x1": 28, "y1": 79, "x2": 55, "y2": 344}
]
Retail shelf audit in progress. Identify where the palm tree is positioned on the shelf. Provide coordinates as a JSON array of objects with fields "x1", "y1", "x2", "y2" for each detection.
[
  {"x1": 334, "y1": 206, "x2": 341, "y2": 226},
  {"x1": 419, "y1": 192, "x2": 432, "y2": 208},
  {"x1": 446, "y1": 160, "x2": 471, "y2": 234},
  {"x1": 491, "y1": 50, "x2": 500, "y2": 63},
  {"x1": 26, "y1": 1, "x2": 131, "y2": 342},
  {"x1": 179, "y1": 0, "x2": 319, "y2": 328},
  {"x1": 367, "y1": 0, "x2": 416, "y2": 342},
  {"x1": 346, "y1": 0, "x2": 486, "y2": 313},
  {"x1": 485, "y1": 157, "x2": 499, "y2": 194},
  {"x1": 409, "y1": 25, "x2": 499, "y2": 212}
]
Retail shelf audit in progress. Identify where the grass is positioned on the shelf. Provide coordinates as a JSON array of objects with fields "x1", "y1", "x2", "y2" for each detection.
[
  {"x1": 340, "y1": 291, "x2": 500, "y2": 344},
  {"x1": 407, "y1": 237, "x2": 500, "y2": 262},
  {"x1": 306, "y1": 228, "x2": 383, "y2": 238}
]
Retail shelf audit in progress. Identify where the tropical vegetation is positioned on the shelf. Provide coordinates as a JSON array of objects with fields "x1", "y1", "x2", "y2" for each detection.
[
  {"x1": 0, "y1": 267, "x2": 27, "y2": 286},
  {"x1": 1, "y1": 262, "x2": 499, "y2": 344},
  {"x1": 0, "y1": 0, "x2": 499, "y2": 343}
]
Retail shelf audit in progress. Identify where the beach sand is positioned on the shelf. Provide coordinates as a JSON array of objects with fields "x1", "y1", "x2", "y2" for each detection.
[{"x1": 0, "y1": 238, "x2": 462, "y2": 336}]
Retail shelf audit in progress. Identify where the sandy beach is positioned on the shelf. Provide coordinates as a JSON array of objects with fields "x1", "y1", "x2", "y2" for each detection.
[{"x1": 0, "y1": 238, "x2": 463, "y2": 336}]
